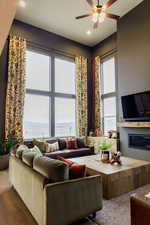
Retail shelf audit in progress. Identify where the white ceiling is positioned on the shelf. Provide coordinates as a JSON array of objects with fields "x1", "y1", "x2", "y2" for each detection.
[{"x1": 15, "y1": 0, "x2": 143, "y2": 47}]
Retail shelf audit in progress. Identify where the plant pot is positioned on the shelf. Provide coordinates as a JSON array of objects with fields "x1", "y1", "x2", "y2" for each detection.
[{"x1": 0, "y1": 154, "x2": 9, "y2": 170}]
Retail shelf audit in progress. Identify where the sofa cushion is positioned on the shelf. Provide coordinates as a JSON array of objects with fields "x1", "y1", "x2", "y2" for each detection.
[
  {"x1": 77, "y1": 137, "x2": 86, "y2": 148},
  {"x1": 22, "y1": 152, "x2": 38, "y2": 167},
  {"x1": 45, "y1": 142, "x2": 59, "y2": 153},
  {"x1": 44, "y1": 148, "x2": 92, "y2": 159},
  {"x1": 29, "y1": 146, "x2": 43, "y2": 155},
  {"x1": 33, "y1": 139, "x2": 47, "y2": 153},
  {"x1": 58, "y1": 157, "x2": 86, "y2": 179},
  {"x1": 57, "y1": 157, "x2": 74, "y2": 166},
  {"x1": 65, "y1": 139, "x2": 78, "y2": 149},
  {"x1": 58, "y1": 138, "x2": 66, "y2": 150},
  {"x1": 16, "y1": 145, "x2": 29, "y2": 159},
  {"x1": 69, "y1": 163, "x2": 86, "y2": 179},
  {"x1": 33, "y1": 156, "x2": 69, "y2": 182}
]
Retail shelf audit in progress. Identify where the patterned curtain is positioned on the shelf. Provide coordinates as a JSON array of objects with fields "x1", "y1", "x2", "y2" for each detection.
[
  {"x1": 5, "y1": 36, "x2": 26, "y2": 143},
  {"x1": 75, "y1": 56, "x2": 88, "y2": 137},
  {"x1": 93, "y1": 56, "x2": 102, "y2": 135}
]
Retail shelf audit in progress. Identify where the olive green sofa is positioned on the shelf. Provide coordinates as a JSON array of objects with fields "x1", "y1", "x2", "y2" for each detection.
[{"x1": 9, "y1": 152, "x2": 103, "y2": 225}]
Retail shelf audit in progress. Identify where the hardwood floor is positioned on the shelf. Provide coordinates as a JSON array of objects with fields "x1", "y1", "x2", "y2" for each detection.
[
  {"x1": 0, "y1": 170, "x2": 38, "y2": 225},
  {"x1": 0, "y1": 170, "x2": 96, "y2": 225}
]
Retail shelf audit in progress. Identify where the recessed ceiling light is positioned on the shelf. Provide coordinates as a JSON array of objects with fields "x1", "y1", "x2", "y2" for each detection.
[
  {"x1": 86, "y1": 30, "x2": 91, "y2": 35},
  {"x1": 19, "y1": 0, "x2": 26, "y2": 8}
]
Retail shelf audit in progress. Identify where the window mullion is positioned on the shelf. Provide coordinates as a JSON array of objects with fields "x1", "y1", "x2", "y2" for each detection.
[{"x1": 51, "y1": 54, "x2": 55, "y2": 137}]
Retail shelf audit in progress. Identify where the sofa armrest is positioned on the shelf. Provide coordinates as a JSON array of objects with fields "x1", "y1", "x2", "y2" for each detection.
[
  {"x1": 130, "y1": 196, "x2": 150, "y2": 225},
  {"x1": 44, "y1": 175, "x2": 102, "y2": 225}
]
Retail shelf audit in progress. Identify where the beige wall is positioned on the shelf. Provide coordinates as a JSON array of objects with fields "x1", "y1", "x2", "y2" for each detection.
[{"x1": 0, "y1": 0, "x2": 18, "y2": 55}]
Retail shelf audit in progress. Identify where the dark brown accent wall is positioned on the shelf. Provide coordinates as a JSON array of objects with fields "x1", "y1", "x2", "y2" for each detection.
[
  {"x1": 10, "y1": 20, "x2": 92, "y2": 57},
  {"x1": 0, "y1": 20, "x2": 93, "y2": 137},
  {"x1": 92, "y1": 33, "x2": 117, "y2": 57},
  {"x1": 118, "y1": 0, "x2": 150, "y2": 161},
  {"x1": 92, "y1": 0, "x2": 150, "y2": 161}
]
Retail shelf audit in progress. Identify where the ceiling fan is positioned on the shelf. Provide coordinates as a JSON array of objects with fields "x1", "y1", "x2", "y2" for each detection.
[{"x1": 76, "y1": 0, "x2": 120, "y2": 29}]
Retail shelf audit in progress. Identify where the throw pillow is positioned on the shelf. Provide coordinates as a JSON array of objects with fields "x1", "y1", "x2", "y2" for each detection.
[
  {"x1": 16, "y1": 145, "x2": 29, "y2": 159},
  {"x1": 57, "y1": 156, "x2": 74, "y2": 166},
  {"x1": 33, "y1": 139, "x2": 47, "y2": 153},
  {"x1": 17, "y1": 145, "x2": 29, "y2": 151},
  {"x1": 65, "y1": 138, "x2": 78, "y2": 149},
  {"x1": 58, "y1": 139, "x2": 67, "y2": 150},
  {"x1": 29, "y1": 145, "x2": 42, "y2": 156},
  {"x1": 69, "y1": 163, "x2": 86, "y2": 179},
  {"x1": 58, "y1": 156, "x2": 86, "y2": 179},
  {"x1": 46, "y1": 142, "x2": 59, "y2": 153},
  {"x1": 77, "y1": 137, "x2": 86, "y2": 148},
  {"x1": 17, "y1": 145, "x2": 42, "y2": 158}
]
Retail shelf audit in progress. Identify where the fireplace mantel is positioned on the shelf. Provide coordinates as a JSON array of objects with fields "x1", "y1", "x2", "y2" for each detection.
[{"x1": 118, "y1": 122, "x2": 150, "y2": 128}]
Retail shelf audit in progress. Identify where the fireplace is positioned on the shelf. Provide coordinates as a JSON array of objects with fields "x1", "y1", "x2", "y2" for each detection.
[{"x1": 128, "y1": 134, "x2": 150, "y2": 151}]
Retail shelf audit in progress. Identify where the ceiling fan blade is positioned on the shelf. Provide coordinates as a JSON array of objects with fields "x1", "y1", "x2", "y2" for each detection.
[
  {"x1": 86, "y1": 0, "x2": 95, "y2": 8},
  {"x1": 102, "y1": 0, "x2": 118, "y2": 10},
  {"x1": 93, "y1": 20, "x2": 99, "y2": 29},
  {"x1": 76, "y1": 13, "x2": 92, "y2": 19},
  {"x1": 104, "y1": 12, "x2": 120, "y2": 20}
]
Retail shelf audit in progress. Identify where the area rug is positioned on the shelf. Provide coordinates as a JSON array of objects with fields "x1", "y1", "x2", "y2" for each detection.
[{"x1": 72, "y1": 184, "x2": 150, "y2": 225}]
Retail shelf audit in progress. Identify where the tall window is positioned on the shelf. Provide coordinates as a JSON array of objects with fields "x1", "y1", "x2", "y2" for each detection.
[
  {"x1": 23, "y1": 49, "x2": 76, "y2": 139},
  {"x1": 55, "y1": 58, "x2": 76, "y2": 137},
  {"x1": 101, "y1": 56, "x2": 117, "y2": 135}
]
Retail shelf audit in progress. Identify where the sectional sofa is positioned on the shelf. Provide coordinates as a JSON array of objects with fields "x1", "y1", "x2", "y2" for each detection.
[
  {"x1": 26, "y1": 137, "x2": 94, "y2": 159},
  {"x1": 9, "y1": 150, "x2": 103, "y2": 225}
]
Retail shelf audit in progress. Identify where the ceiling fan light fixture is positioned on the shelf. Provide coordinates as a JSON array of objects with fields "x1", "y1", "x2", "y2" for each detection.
[
  {"x1": 102, "y1": 4, "x2": 107, "y2": 10},
  {"x1": 99, "y1": 16, "x2": 104, "y2": 23},
  {"x1": 99, "y1": 13, "x2": 105, "y2": 23},
  {"x1": 92, "y1": 12, "x2": 98, "y2": 23}
]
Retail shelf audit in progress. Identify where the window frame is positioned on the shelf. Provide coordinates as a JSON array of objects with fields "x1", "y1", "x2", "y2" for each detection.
[
  {"x1": 101, "y1": 53, "x2": 118, "y2": 135},
  {"x1": 24, "y1": 46, "x2": 76, "y2": 140}
]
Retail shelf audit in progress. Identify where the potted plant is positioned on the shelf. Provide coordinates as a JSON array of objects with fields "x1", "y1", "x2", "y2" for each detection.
[
  {"x1": 98, "y1": 139, "x2": 112, "y2": 163},
  {"x1": 0, "y1": 131, "x2": 18, "y2": 170}
]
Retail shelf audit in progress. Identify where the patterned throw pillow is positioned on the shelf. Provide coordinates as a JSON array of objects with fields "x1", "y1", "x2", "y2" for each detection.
[
  {"x1": 29, "y1": 145, "x2": 42, "y2": 156},
  {"x1": 46, "y1": 142, "x2": 59, "y2": 153},
  {"x1": 16, "y1": 145, "x2": 42, "y2": 158},
  {"x1": 17, "y1": 145, "x2": 29, "y2": 151},
  {"x1": 33, "y1": 139, "x2": 47, "y2": 153},
  {"x1": 65, "y1": 138, "x2": 78, "y2": 149},
  {"x1": 16, "y1": 145, "x2": 29, "y2": 159}
]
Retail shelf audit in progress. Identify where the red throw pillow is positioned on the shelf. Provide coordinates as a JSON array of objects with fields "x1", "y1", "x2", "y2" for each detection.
[
  {"x1": 57, "y1": 156, "x2": 73, "y2": 166},
  {"x1": 65, "y1": 139, "x2": 78, "y2": 149},
  {"x1": 58, "y1": 156, "x2": 86, "y2": 179},
  {"x1": 69, "y1": 163, "x2": 86, "y2": 179}
]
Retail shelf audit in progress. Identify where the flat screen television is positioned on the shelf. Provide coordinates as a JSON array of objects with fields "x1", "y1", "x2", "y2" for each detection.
[{"x1": 121, "y1": 91, "x2": 150, "y2": 121}]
